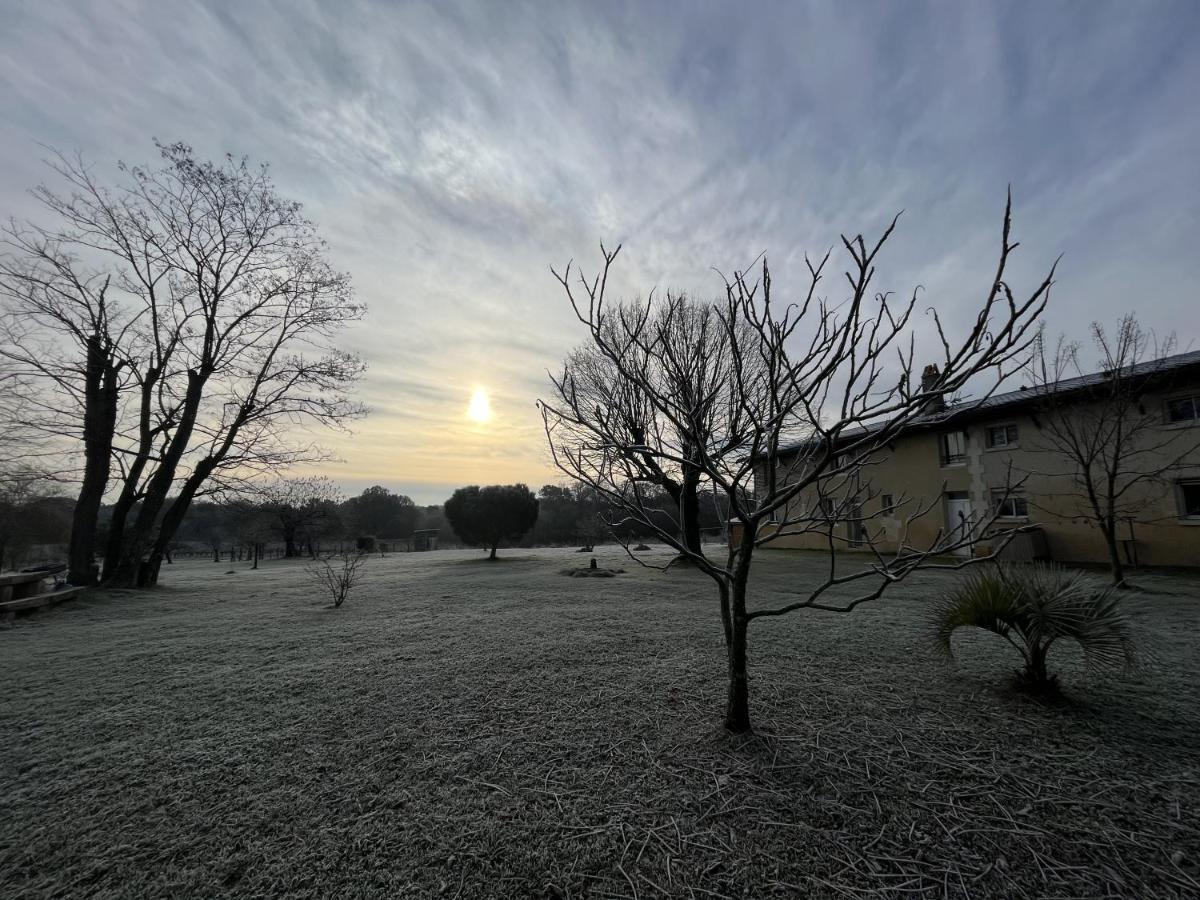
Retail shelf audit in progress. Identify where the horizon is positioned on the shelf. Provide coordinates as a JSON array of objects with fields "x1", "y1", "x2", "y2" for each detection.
[{"x1": 3, "y1": 0, "x2": 1199, "y2": 504}]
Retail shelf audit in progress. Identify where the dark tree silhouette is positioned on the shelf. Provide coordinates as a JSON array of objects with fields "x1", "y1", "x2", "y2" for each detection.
[
  {"x1": 344, "y1": 485, "x2": 418, "y2": 540},
  {"x1": 444, "y1": 484, "x2": 539, "y2": 560},
  {"x1": 541, "y1": 195, "x2": 1054, "y2": 733},
  {"x1": 260, "y1": 478, "x2": 345, "y2": 559}
]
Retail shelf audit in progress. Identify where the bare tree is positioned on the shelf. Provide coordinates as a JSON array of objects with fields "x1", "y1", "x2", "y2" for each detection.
[
  {"x1": 306, "y1": 550, "x2": 367, "y2": 608},
  {"x1": 260, "y1": 477, "x2": 345, "y2": 559},
  {"x1": 541, "y1": 195, "x2": 1055, "y2": 733},
  {"x1": 562, "y1": 295, "x2": 745, "y2": 557},
  {"x1": 1024, "y1": 315, "x2": 1200, "y2": 587},
  {"x1": 0, "y1": 142, "x2": 366, "y2": 587}
]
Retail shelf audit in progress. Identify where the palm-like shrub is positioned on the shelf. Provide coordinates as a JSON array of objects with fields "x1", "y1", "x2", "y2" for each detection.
[{"x1": 932, "y1": 563, "x2": 1137, "y2": 692}]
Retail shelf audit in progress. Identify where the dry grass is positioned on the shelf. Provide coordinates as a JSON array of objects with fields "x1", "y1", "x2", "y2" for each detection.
[{"x1": 1, "y1": 546, "x2": 1198, "y2": 898}]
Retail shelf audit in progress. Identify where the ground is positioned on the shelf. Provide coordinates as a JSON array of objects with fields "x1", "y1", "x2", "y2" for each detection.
[{"x1": 1, "y1": 547, "x2": 1198, "y2": 899}]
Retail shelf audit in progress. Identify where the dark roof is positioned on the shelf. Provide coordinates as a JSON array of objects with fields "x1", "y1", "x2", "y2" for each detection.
[
  {"x1": 775, "y1": 348, "x2": 1200, "y2": 459},
  {"x1": 955, "y1": 347, "x2": 1200, "y2": 418}
]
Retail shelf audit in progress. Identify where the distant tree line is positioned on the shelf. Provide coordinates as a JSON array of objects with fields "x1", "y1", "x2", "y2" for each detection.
[
  {"x1": 0, "y1": 476, "x2": 735, "y2": 571},
  {"x1": 156, "y1": 481, "x2": 429, "y2": 563},
  {"x1": 0, "y1": 480, "x2": 73, "y2": 571},
  {"x1": 530, "y1": 482, "x2": 727, "y2": 547}
]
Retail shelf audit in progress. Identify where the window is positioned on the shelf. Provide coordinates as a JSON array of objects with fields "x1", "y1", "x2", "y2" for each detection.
[
  {"x1": 819, "y1": 497, "x2": 836, "y2": 519},
  {"x1": 986, "y1": 424, "x2": 1019, "y2": 448},
  {"x1": 939, "y1": 430, "x2": 968, "y2": 466},
  {"x1": 1180, "y1": 481, "x2": 1200, "y2": 519},
  {"x1": 1167, "y1": 396, "x2": 1200, "y2": 424},
  {"x1": 848, "y1": 505, "x2": 866, "y2": 547},
  {"x1": 991, "y1": 490, "x2": 1028, "y2": 518},
  {"x1": 881, "y1": 494, "x2": 894, "y2": 515}
]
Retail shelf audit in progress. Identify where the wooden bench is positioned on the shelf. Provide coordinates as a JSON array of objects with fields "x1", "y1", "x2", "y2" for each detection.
[{"x1": 0, "y1": 566, "x2": 84, "y2": 619}]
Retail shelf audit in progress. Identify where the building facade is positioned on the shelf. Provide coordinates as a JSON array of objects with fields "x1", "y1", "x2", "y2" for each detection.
[{"x1": 750, "y1": 353, "x2": 1200, "y2": 568}]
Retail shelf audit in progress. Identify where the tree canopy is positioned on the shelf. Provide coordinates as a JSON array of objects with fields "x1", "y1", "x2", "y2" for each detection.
[
  {"x1": 444, "y1": 484, "x2": 539, "y2": 559},
  {"x1": 343, "y1": 485, "x2": 418, "y2": 539}
]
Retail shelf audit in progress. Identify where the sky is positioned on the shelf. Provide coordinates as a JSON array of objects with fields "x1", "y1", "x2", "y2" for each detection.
[{"x1": 2, "y1": 0, "x2": 1198, "y2": 504}]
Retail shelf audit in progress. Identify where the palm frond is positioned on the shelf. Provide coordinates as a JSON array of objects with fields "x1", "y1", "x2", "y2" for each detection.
[
  {"x1": 1015, "y1": 564, "x2": 1139, "y2": 673},
  {"x1": 930, "y1": 566, "x2": 1021, "y2": 659},
  {"x1": 931, "y1": 562, "x2": 1139, "y2": 682}
]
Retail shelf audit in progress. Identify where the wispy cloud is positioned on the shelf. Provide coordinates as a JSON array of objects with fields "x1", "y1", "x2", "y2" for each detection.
[{"x1": 2, "y1": 0, "x2": 1198, "y2": 502}]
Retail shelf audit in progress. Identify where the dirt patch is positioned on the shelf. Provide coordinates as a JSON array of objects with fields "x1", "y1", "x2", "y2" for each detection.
[{"x1": 560, "y1": 566, "x2": 623, "y2": 577}]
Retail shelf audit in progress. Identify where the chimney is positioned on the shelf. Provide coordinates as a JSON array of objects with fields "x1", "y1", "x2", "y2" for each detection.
[{"x1": 920, "y1": 363, "x2": 945, "y2": 415}]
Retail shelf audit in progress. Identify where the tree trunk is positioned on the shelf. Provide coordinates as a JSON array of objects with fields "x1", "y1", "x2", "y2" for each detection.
[
  {"x1": 102, "y1": 492, "x2": 137, "y2": 580},
  {"x1": 717, "y1": 580, "x2": 732, "y2": 649},
  {"x1": 680, "y1": 470, "x2": 704, "y2": 556},
  {"x1": 68, "y1": 336, "x2": 119, "y2": 585},
  {"x1": 139, "y1": 458, "x2": 217, "y2": 587},
  {"x1": 723, "y1": 544, "x2": 755, "y2": 734},
  {"x1": 661, "y1": 478, "x2": 702, "y2": 558},
  {"x1": 724, "y1": 606, "x2": 751, "y2": 733},
  {"x1": 1022, "y1": 641, "x2": 1055, "y2": 692},
  {"x1": 106, "y1": 369, "x2": 208, "y2": 587},
  {"x1": 1101, "y1": 522, "x2": 1127, "y2": 588},
  {"x1": 489, "y1": 543, "x2": 498, "y2": 560},
  {"x1": 101, "y1": 367, "x2": 160, "y2": 580}
]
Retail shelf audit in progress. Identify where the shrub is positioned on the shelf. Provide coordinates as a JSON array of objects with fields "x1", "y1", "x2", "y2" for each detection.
[
  {"x1": 306, "y1": 551, "x2": 367, "y2": 608},
  {"x1": 931, "y1": 563, "x2": 1138, "y2": 693},
  {"x1": 355, "y1": 534, "x2": 377, "y2": 553}
]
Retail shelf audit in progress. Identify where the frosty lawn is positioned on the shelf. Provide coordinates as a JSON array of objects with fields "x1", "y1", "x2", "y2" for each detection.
[{"x1": 2, "y1": 547, "x2": 1198, "y2": 897}]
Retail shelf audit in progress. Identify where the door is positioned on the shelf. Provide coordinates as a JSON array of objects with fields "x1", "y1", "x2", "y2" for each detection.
[{"x1": 945, "y1": 493, "x2": 973, "y2": 556}]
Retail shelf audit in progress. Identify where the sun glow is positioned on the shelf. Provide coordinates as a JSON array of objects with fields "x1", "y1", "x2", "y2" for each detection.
[{"x1": 467, "y1": 388, "x2": 492, "y2": 423}]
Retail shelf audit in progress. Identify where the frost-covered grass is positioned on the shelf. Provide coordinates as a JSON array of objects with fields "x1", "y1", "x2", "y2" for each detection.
[{"x1": 2, "y1": 547, "x2": 1198, "y2": 898}]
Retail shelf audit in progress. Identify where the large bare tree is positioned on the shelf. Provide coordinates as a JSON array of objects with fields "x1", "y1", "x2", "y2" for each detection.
[
  {"x1": 541, "y1": 196, "x2": 1055, "y2": 733},
  {"x1": 562, "y1": 294, "x2": 740, "y2": 556},
  {"x1": 0, "y1": 142, "x2": 366, "y2": 587},
  {"x1": 1024, "y1": 315, "x2": 1200, "y2": 587}
]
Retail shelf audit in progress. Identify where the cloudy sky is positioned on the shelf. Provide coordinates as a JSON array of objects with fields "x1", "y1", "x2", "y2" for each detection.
[{"x1": 2, "y1": 0, "x2": 1198, "y2": 503}]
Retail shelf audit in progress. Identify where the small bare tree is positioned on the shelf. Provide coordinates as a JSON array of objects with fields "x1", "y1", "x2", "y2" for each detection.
[
  {"x1": 1024, "y1": 315, "x2": 1200, "y2": 587},
  {"x1": 306, "y1": 550, "x2": 367, "y2": 608},
  {"x1": 540, "y1": 195, "x2": 1055, "y2": 733}
]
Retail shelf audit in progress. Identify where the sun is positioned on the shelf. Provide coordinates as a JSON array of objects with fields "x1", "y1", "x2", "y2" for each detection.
[{"x1": 467, "y1": 388, "x2": 491, "y2": 423}]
